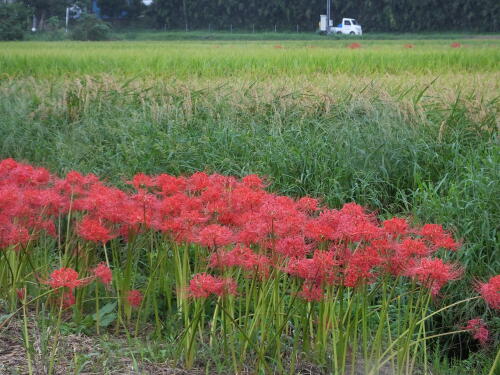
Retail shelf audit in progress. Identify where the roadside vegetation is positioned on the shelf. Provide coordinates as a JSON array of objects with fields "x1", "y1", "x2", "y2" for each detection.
[{"x1": 0, "y1": 39, "x2": 498, "y2": 374}]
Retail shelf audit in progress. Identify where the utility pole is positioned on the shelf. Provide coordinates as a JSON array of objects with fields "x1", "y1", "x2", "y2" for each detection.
[
  {"x1": 182, "y1": 0, "x2": 188, "y2": 32},
  {"x1": 65, "y1": 7, "x2": 69, "y2": 33},
  {"x1": 326, "y1": 0, "x2": 331, "y2": 34}
]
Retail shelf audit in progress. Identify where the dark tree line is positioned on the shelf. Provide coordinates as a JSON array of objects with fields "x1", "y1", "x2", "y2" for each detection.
[
  {"x1": 3, "y1": 0, "x2": 499, "y2": 32},
  {"x1": 148, "y1": 0, "x2": 498, "y2": 32}
]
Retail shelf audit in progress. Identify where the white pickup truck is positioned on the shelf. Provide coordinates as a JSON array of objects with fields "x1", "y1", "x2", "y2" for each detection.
[{"x1": 319, "y1": 16, "x2": 363, "y2": 35}]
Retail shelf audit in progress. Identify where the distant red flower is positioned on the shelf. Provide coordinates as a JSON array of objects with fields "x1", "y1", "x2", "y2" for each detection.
[
  {"x1": 450, "y1": 42, "x2": 461, "y2": 48},
  {"x1": 465, "y1": 318, "x2": 489, "y2": 346},
  {"x1": 347, "y1": 43, "x2": 361, "y2": 49},
  {"x1": 274, "y1": 45, "x2": 283, "y2": 49},
  {"x1": 477, "y1": 275, "x2": 500, "y2": 310},
  {"x1": 127, "y1": 289, "x2": 143, "y2": 308},
  {"x1": 77, "y1": 216, "x2": 112, "y2": 244},
  {"x1": 47, "y1": 267, "x2": 82, "y2": 290},
  {"x1": 93, "y1": 263, "x2": 112, "y2": 285},
  {"x1": 189, "y1": 273, "x2": 238, "y2": 298},
  {"x1": 406, "y1": 258, "x2": 461, "y2": 295},
  {"x1": 404, "y1": 44, "x2": 414, "y2": 48}
]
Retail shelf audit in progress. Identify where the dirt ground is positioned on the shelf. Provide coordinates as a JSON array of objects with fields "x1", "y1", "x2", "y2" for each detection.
[{"x1": 0, "y1": 314, "x2": 395, "y2": 375}]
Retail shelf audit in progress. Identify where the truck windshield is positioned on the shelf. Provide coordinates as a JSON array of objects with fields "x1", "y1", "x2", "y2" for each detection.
[{"x1": 351, "y1": 19, "x2": 358, "y2": 25}]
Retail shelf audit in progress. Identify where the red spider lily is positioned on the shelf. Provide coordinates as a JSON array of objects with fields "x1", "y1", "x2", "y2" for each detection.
[
  {"x1": 127, "y1": 289, "x2": 143, "y2": 308},
  {"x1": 477, "y1": 275, "x2": 500, "y2": 310},
  {"x1": 286, "y1": 250, "x2": 341, "y2": 285},
  {"x1": 275, "y1": 236, "x2": 311, "y2": 258},
  {"x1": 343, "y1": 245, "x2": 381, "y2": 287},
  {"x1": 77, "y1": 216, "x2": 113, "y2": 244},
  {"x1": 187, "y1": 172, "x2": 210, "y2": 193},
  {"x1": 299, "y1": 283, "x2": 324, "y2": 302},
  {"x1": 0, "y1": 158, "x2": 485, "y2": 315},
  {"x1": 46, "y1": 267, "x2": 83, "y2": 290},
  {"x1": 197, "y1": 224, "x2": 234, "y2": 248},
  {"x1": 209, "y1": 245, "x2": 270, "y2": 275},
  {"x1": 128, "y1": 173, "x2": 155, "y2": 190},
  {"x1": 347, "y1": 43, "x2": 361, "y2": 49},
  {"x1": 296, "y1": 197, "x2": 319, "y2": 213},
  {"x1": 405, "y1": 258, "x2": 462, "y2": 295},
  {"x1": 465, "y1": 318, "x2": 489, "y2": 346},
  {"x1": 420, "y1": 224, "x2": 460, "y2": 251},
  {"x1": 0, "y1": 158, "x2": 51, "y2": 187},
  {"x1": 382, "y1": 217, "x2": 409, "y2": 238},
  {"x1": 397, "y1": 238, "x2": 430, "y2": 258},
  {"x1": 65, "y1": 170, "x2": 99, "y2": 187},
  {"x1": 242, "y1": 174, "x2": 265, "y2": 189},
  {"x1": 404, "y1": 44, "x2": 414, "y2": 49},
  {"x1": 0, "y1": 222, "x2": 31, "y2": 250},
  {"x1": 450, "y1": 42, "x2": 461, "y2": 48},
  {"x1": 93, "y1": 263, "x2": 113, "y2": 285},
  {"x1": 155, "y1": 174, "x2": 187, "y2": 196},
  {"x1": 189, "y1": 273, "x2": 238, "y2": 298}
]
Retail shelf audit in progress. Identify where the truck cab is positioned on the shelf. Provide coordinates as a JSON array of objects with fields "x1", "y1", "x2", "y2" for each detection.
[{"x1": 319, "y1": 16, "x2": 363, "y2": 35}]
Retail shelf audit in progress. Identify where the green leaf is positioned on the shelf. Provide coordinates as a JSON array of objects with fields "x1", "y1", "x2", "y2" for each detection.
[
  {"x1": 92, "y1": 302, "x2": 117, "y2": 320},
  {"x1": 99, "y1": 313, "x2": 117, "y2": 327}
]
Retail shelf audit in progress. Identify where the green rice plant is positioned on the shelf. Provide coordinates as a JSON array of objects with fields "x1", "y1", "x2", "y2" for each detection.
[{"x1": 0, "y1": 40, "x2": 499, "y2": 78}]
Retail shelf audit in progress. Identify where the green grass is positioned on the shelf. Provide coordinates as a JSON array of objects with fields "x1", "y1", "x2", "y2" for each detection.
[
  {"x1": 0, "y1": 39, "x2": 498, "y2": 373},
  {"x1": 25, "y1": 29, "x2": 500, "y2": 42}
]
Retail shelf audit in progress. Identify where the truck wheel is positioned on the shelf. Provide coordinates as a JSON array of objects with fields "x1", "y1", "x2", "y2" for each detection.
[
  {"x1": 350, "y1": 31, "x2": 355, "y2": 35},
  {"x1": 336, "y1": 31, "x2": 342, "y2": 35}
]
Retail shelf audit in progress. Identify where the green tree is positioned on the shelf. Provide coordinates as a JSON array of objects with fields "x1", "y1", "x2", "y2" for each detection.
[
  {"x1": 0, "y1": 3, "x2": 32, "y2": 40},
  {"x1": 97, "y1": 0, "x2": 144, "y2": 20},
  {"x1": 23, "y1": 0, "x2": 70, "y2": 30}
]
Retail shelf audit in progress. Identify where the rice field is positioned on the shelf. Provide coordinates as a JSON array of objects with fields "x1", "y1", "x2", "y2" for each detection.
[
  {"x1": 1, "y1": 39, "x2": 499, "y2": 77},
  {"x1": 0, "y1": 37, "x2": 499, "y2": 374}
]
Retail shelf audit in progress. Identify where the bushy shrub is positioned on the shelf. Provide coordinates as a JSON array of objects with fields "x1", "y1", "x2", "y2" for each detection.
[
  {"x1": 0, "y1": 3, "x2": 31, "y2": 41},
  {"x1": 45, "y1": 16, "x2": 61, "y2": 31},
  {"x1": 71, "y1": 14, "x2": 111, "y2": 41}
]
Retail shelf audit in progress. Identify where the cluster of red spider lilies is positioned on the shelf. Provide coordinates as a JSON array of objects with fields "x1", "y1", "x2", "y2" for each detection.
[{"x1": 1, "y1": 157, "x2": 498, "y2": 370}]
